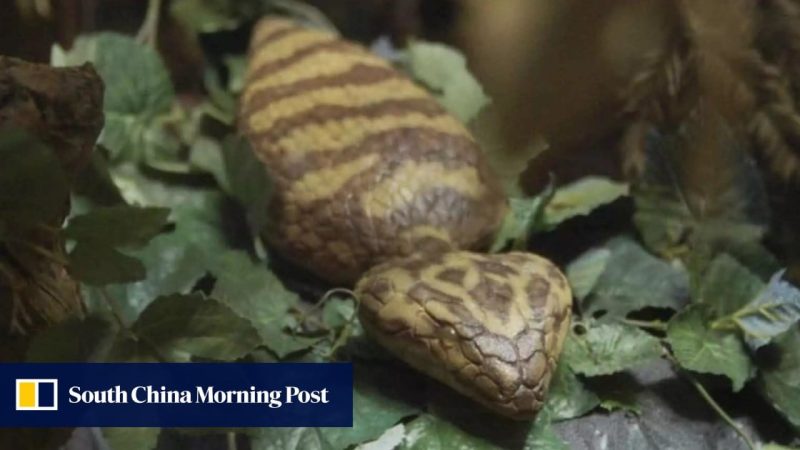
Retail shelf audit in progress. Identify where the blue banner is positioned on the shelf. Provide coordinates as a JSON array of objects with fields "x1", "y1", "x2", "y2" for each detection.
[{"x1": 0, "y1": 363, "x2": 353, "y2": 427}]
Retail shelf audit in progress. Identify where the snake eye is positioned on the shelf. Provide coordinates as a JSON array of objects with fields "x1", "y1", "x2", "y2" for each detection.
[{"x1": 437, "y1": 325, "x2": 459, "y2": 341}]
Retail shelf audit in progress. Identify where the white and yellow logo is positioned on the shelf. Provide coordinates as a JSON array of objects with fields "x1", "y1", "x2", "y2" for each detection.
[{"x1": 16, "y1": 379, "x2": 58, "y2": 411}]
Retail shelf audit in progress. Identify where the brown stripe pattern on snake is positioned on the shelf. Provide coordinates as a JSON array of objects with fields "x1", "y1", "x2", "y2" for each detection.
[
  {"x1": 240, "y1": 17, "x2": 507, "y2": 285},
  {"x1": 239, "y1": 17, "x2": 572, "y2": 420}
]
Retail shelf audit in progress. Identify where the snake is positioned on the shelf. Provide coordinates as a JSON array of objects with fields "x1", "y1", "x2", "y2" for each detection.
[{"x1": 238, "y1": 17, "x2": 573, "y2": 420}]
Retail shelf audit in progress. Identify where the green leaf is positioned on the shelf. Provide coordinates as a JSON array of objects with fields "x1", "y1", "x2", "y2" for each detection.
[
  {"x1": 202, "y1": 68, "x2": 237, "y2": 125},
  {"x1": 490, "y1": 194, "x2": 548, "y2": 253},
  {"x1": 81, "y1": 199, "x2": 227, "y2": 322},
  {"x1": 105, "y1": 334, "x2": 161, "y2": 363},
  {"x1": 68, "y1": 243, "x2": 146, "y2": 285},
  {"x1": 64, "y1": 206, "x2": 170, "y2": 248},
  {"x1": 250, "y1": 428, "x2": 333, "y2": 450},
  {"x1": 64, "y1": 206, "x2": 171, "y2": 286},
  {"x1": 759, "y1": 327, "x2": 800, "y2": 433},
  {"x1": 544, "y1": 363, "x2": 600, "y2": 421},
  {"x1": 322, "y1": 296, "x2": 356, "y2": 330},
  {"x1": 566, "y1": 248, "x2": 611, "y2": 300},
  {"x1": 224, "y1": 54, "x2": 247, "y2": 93},
  {"x1": 188, "y1": 137, "x2": 228, "y2": 188},
  {"x1": 52, "y1": 33, "x2": 175, "y2": 162},
  {"x1": 140, "y1": 126, "x2": 192, "y2": 175},
  {"x1": 131, "y1": 293, "x2": 261, "y2": 361},
  {"x1": 72, "y1": 151, "x2": 126, "y2": 207},
  {"x1": 523, "y1": 411, "x2": 570, "y2": 450},
  {"x1": 713, "y1": 272, "x2": 800, "y2": 350},
  {"x1": 209, "y1": 251, "x2": 319, "y2": 358},
  {"x1": 102, "y1": 428, "x2": 160, "y2": 450},
  {"x1": 109, "y1": 164, "x2": 215, "y2": 213},
  {"x1": 490, "y1": 178, "x2": 626, "y2": 252},
  {"x1": 109, "y1": 237, "x2": 209, "y2": 317},
  {"x1": 761, "y1": 444, "x2": 800, "y2": 450},
  {"x1": 171, "y1": 0, "x2": 262, "y2": 34},
  {"x1": 687, "y1": 228, "x2": 780, "y2": 281},
  {"x1": 100, "y1": 114, "x2": 149, "y2": 162},
  {"x1": 403, "y1": 41, "x2": 490, "y2": 124},
  {"x1": 696, "y1": 254, "x2": 765, "y2": 316},
  {"x1": 590, "y1": 377, "x2": 643, "y2": 416},
  {"x1": 542, "y1": 177, "x2": 629, "y2": 230},
  {"x1": 667, "y1": 305, "x2": 753, "y2": 391},
  {"x1": 103, "y1": 169, "x2": 234, "y2": 308},
  {"x1": 0, "y1": 130, "x2": 69, "y2": 225},
  {"x1": 563, "y1": 322, "x2": 662, "y2": 377},
  {"x1": 320, "y1": 364, "x2": 419, "y2": 448},
  {"x1": 582, "y1": 237, "x2": 690, "y2": 318},
  {"x1": 27, "y1": 315, "x2": 118, "y2": 362},
  {"x1": 221, "y1": 135, "x2": 273, "y2": 235},
  {"x1": 400, "y1": 413, "x2": 497, "y2": 450}
]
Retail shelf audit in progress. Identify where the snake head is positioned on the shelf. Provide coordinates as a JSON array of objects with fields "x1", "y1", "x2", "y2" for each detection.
[{"x1": 355, "y1": 251, "x2": 573, "y2": 420}]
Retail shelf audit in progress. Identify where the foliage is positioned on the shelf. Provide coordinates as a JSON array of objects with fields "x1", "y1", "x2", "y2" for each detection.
[
  {"x1": 544, "y1": 364, "x2": 600, "y2": 421},
  {"x1": 52, "y1": 33, "x2": 175, "y2": 163},
  {"x1": 399, "y1": 413, "x2": 499, "y2": 450},
  {"x1": 402, "y1": 41, "x2": 491, "y2": 124},
  {"x1": 759, "y1": 328, "x2": 800, "y2": 433},
  {"x1": 319, "y1": 364, "x2": 419, "y2": 449},
  {"x1": 666, "y1": 305, "x2": 753, "y2": 391},
  {"x1": 7, "y1": 3, "x2": 800, "y2": 449},
  {"x1": 542, "y1": 177, "x2": 629, "y2": 230},
  {"x1": 171, "y1": 0, "x2": 264, "y2": 33},
  {"x1": 65, "y1": 206, "x2": 171, "y2": 285},
  {"x1": 128, "y1": 293, "x2": 261, "y2": 361},
  {"x1": 563, "y1": 322, "x2": 663, "y2": 377},
  {"x1": 573, "y1": 237, "x2": 690, "y2": 318},
  {"x1": 218, "y1": 135, "x2": 274, "y2": 237},
  {"x1": 102, "y1": 428, "x2": 160, "y2": 450},
  {"x1": 711, "y1": 271, "x2": 800, "y2": 350},
  {"x1": 491, "y1": 177, "x2": 628, "y2": 252}
]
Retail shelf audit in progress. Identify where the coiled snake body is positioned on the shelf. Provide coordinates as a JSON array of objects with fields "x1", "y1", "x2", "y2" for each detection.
[{"x1": 239, "y1": 18, "x2": 572, "y2": 419}]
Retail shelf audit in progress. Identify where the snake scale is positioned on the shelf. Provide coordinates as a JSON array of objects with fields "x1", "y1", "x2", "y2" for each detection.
[{"x1": 238, "y1": 17, "x2": 572, "y2": 419}]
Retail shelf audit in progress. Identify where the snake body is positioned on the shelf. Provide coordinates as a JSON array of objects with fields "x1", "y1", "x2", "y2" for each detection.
[{"x1": 239, "y1": 17, "x2": 572, "y2": 419}]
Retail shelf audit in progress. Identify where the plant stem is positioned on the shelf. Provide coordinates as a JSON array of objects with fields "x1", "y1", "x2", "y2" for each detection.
[
  {"x1": 711, "y1": 303, "x2": 781, "y2": 333},
  {"x1": 294, "y1": 288, "x2": 354, "y2": 333},
  {"x1": 137, "y1": 0, "x2": 162, "y2": 47},
  {"x1": 512, "y1": 176, "x2": 557, "y2": 251},
  {"x1": 99, "y1": 287, "x2": 127, "y2": 330},
  {"x1": 660, "y1": 349, "x2": 757, "y2": 449},
  {"x1": 227, "y1": 432, "x2": 237, "y2": 450},
  {"x1": 684, "y1": 369, "x2": 757, "y2": 450},
  {"x1": 620, "y1": 318, "x2": 668, "y2": 331},
  {"x1": 326, "y1": 294, "x2": 361, "y2": 360},
  {"x1": 99, "y1": 288, "x2": 168, "y2": 363}
]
